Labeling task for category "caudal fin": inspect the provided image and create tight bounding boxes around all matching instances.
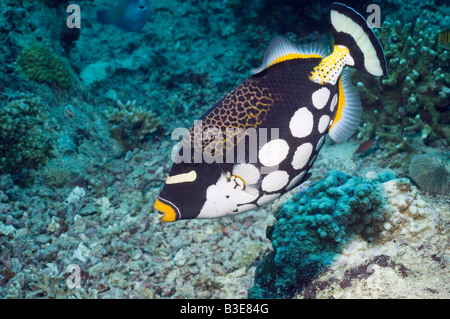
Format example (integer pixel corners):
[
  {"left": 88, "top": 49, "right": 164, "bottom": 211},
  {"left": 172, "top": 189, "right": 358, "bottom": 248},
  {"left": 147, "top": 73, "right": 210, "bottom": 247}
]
[{"left": 330, "top": 2, "right": 387, "bottom": 77}]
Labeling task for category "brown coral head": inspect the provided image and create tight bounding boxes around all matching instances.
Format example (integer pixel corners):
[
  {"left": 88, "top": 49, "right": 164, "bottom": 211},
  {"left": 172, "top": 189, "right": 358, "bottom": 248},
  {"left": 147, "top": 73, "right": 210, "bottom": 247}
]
[{"left": 408, "top": 152, "right": 449, "bottom": 195}]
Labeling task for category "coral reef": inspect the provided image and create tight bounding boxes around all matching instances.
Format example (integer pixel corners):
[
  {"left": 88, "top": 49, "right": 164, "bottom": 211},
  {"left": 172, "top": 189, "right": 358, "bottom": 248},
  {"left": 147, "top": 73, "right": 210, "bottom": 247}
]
[
  {"left": 249, "top": 170, "right": 436, "bottom": 298},
  {"left": 0, "top": 96, "right": 58, "bottom": 185},
  {"left": 295, "top": 174, "right": 442, "bottom": 299},
  {"left": 103, "top": 100, "right": 162, "bottom": 151},
  {"left": 409, "top": 152, "right": 449, "bottom": 194},
  {"left": 249, "top": 170, "right": 393, "bottom": 298},
  {"left": 0, "top": 0, "right": 448, "bottom": 301},
  {"left": 18, "top": 44, "right": 72, "bottom": 89},
  {"left": 354, "top": 14, "right": 450, "bottom": 169}
]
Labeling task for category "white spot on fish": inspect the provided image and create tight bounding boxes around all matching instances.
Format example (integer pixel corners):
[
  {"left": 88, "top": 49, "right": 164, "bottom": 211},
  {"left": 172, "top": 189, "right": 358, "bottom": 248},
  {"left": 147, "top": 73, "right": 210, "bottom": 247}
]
[
  {"left": 286, "top": 171, "right": 306, "bottom": 190},
  {"left": 257, "top": 193, "right": 281, "bottom": 206},
  {"left": 289, "top": 107, "right": 314, "bottom": 138},
  {"left": 316, "top": 136, "right": 325, "bottom": 151},
  {"left": 330, "top": 93, "right": 338, "bottom": 112},
  {"left": 259, "top": 139, "right": 290, "bottom": 167},
  {"left": 291, "top": 143, "right": 313, "bottom": 170},
  {"left": 236, "top": 203, "right": 257, "bottom": 212},
  {"left": 198, "top": 174, "right": 259, "bottom": 218},
  {"left": 261, "top": 170, "right": 289, "bottom": 192},
  {"left": 318, "top": 115, "right": 331, "bottom": 133},
  {"left": 312, "top": 87, "right": 330, "bottom": 109}
]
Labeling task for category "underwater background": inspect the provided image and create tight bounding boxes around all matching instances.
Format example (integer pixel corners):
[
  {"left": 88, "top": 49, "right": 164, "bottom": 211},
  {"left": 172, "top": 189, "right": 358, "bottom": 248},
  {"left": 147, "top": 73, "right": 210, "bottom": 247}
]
[{"left": 0, "top": 0, "right": 448, "bottom": 298}]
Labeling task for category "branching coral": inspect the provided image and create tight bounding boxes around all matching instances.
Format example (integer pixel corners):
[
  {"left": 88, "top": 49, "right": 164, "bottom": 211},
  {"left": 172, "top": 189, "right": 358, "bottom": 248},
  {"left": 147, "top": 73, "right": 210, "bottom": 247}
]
[
  {"left": 18, "top": 43, "right": 72, "bottom": 89},
  {"left": 354, "top": 15, "right": 450, "bottom": 160},
  {"left": 0, "top": 96, "right": 58, "bottom": 185},
  {"left": 103, "top": 100, "right": 161, "bottom": 151}
]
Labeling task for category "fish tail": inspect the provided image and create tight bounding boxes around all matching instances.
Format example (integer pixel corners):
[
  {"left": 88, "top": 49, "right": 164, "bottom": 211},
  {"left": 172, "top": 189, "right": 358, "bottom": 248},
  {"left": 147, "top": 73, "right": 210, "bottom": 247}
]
[
  {"left": 97, "top": 9, "right": 115, "bottom": 25},
  {"left": 330, "top": 2, "right": 387, "bottom": 77}
]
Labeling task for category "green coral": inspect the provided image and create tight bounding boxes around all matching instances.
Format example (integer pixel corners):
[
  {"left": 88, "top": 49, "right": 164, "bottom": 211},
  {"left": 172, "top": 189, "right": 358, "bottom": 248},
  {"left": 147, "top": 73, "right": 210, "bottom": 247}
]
[
  {"left": 42, "top": 159, "right": 71, "bottom": 189},
  {"left": 0, "top": 96, "right": 58, "bottom": 185},
  {"left": 18, "top": 44, "right": 72, "bottom": 89},
  {"left": 249, "top": 170, "right": 395, "bottom": 299},
  {"left": 354, "top": 15, "right": 449, "bottom": 154},
  {"left": 103, "top": 100, "right": 161, "bottom": 151}
]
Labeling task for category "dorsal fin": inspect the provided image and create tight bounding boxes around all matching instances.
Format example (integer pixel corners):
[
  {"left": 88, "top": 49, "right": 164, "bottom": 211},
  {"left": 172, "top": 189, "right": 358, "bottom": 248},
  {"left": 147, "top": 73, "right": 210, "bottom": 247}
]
[{"left": 251, "top": 36, "right": 324, "bottom": 75}]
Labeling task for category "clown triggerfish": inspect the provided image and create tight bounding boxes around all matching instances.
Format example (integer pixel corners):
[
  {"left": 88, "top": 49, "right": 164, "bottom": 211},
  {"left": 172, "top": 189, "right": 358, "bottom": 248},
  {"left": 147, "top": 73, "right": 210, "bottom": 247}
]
[{"left": 154, "top": 3, "right": 387, "bottom": 222}]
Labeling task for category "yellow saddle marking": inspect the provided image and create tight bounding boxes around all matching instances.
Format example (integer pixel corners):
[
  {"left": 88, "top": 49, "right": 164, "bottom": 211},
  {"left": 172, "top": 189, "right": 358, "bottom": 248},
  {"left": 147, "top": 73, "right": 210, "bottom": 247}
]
[
  {"left": 309, "top": 45, "right": 350, "bottom": 84},
  {"left": 268, "top": 53, "right": 323, "bottom": 69}
]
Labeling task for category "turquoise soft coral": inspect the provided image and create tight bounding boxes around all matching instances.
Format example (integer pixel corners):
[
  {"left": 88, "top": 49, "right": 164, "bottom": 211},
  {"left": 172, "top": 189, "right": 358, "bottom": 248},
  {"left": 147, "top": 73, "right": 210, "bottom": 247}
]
[{"left": 249, "top": 170, "right": 395, "bottom": 298}]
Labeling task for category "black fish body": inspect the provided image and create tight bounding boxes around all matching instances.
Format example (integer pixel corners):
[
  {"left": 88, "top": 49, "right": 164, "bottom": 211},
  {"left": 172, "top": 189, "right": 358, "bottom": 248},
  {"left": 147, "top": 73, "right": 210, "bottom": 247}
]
[{"left": 154, "top": 3, "right": 387, "bottom": 222}]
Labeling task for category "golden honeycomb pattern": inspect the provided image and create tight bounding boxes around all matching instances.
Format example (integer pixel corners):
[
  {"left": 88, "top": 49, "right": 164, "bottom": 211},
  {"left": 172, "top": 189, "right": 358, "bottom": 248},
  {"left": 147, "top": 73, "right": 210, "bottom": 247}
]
[{"left": 182, "top": 78, "right": 276, "bottom": 159}]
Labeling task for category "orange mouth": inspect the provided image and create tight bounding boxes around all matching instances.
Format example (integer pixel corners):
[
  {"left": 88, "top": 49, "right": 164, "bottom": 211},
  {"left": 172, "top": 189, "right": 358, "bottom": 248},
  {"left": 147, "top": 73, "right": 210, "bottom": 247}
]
[{"left": 154, "top": 198, "right": 177, "bottom": 222}]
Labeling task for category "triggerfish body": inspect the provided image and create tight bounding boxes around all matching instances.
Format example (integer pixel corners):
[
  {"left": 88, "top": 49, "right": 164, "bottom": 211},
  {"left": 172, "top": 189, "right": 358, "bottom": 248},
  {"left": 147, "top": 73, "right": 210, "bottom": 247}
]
[
  {"left": 97, "top": 0, "right": 150, "bottom": 32},
  {"left": 154, "top": 3, "right": 387, "bottom": 222}
]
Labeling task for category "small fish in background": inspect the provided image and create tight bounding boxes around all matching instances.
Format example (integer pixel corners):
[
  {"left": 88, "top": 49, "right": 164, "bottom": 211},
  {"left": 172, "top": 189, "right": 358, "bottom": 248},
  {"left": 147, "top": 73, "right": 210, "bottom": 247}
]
[
  {"left": 439, "top": 29, "right": 450, "bottom": 50},
  {"left": 354, "top": 139, "right": 376, "bottom": 156},
  {"left": 97, "top": 0, "right": 151, "bottom": 32}
]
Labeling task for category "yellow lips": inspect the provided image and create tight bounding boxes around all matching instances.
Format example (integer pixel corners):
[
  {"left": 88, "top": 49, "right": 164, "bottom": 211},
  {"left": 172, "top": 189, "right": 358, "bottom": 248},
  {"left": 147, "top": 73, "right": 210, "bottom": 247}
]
[{"left": 154, "top": 199, "right": 177, "bottom": 222}]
